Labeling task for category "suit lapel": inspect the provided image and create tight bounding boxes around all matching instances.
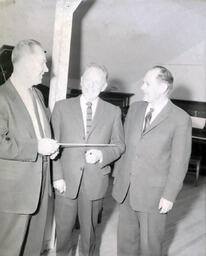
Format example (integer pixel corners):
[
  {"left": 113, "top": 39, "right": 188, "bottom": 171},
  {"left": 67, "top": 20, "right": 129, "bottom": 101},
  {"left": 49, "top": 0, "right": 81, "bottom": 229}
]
[
  {"left": 143, "top": 100, "right": 172, "bottom": 136},
  {"left": 136, "top": 102, "right": 148, "bottom": 133},
  {"left": 71, "top": 96, "right": 85, "bottom": 138},
  {"left": 7, "top": 80, "right": 36, "bottom": 138}
]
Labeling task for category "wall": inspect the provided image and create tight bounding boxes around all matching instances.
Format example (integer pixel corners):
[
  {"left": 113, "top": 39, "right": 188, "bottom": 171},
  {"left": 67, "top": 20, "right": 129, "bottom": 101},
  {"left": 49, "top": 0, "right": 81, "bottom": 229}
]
[
  {"left": 0, "top": 0, "right": 206, "bottom": 102},
  {"left": 0, "top": 0, "right": 56, "bottom": 84},
  {"left": 74, "top": 0, "right": 206, "bottom": 102}
]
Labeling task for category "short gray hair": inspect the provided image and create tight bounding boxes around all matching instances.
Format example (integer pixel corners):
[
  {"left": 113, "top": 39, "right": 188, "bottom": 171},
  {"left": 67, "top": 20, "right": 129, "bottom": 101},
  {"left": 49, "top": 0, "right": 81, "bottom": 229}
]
[
  {"left": 83, "top": 63, "right": 108, "bottom": 82},
  {"left": 12, "top": 39, "right": 43, "bottom": 65},
  {"left": 152, "top": 65, "right": 174, "bottom": 92}
]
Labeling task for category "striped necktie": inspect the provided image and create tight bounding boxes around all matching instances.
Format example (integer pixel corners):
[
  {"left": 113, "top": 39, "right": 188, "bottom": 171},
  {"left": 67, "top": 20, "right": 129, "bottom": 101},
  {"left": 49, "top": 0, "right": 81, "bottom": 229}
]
[
  {"left": 86, "top": 101, "right": 92, "bottom": 136},
  {"left": 143, "top": 108, "right": 154, "bottom": 133}
]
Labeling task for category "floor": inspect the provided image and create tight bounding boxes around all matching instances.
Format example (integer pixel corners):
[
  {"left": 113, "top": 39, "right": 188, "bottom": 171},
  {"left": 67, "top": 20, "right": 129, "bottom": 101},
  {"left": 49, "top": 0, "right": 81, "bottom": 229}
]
[{"left": 45, "top": 175, "right": 206, "bottom": 256}]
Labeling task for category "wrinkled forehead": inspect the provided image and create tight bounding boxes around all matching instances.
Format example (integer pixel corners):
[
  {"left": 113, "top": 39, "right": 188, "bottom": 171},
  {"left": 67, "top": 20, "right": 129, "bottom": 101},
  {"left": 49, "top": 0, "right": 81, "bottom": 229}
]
[
  {"left": 13, "top": 44, "right": 46, "bottom": 66},
  {"left": 22, "top": 45, "right": 45, "bottom": 62},
  {"left": 144, "top": 69, "right": 160, "bottom": 81},
  {"left": 82, "top": 67, "right": 106, "bottom": 81},
  {"left": 29, "top": 45, "right": 46, "bottom": 60}
]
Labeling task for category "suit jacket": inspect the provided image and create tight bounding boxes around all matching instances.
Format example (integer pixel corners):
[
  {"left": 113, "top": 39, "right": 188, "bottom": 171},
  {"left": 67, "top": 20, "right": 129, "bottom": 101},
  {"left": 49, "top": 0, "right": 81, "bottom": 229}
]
[
  {"left": 51, "top": 96, "right": 125, "bottom": 200},
  {"left": 112, "top": 100, "right": 192, "bottom": 212},
  {"left": 0, "top": 80, "right": 51, "bottom": 214}
]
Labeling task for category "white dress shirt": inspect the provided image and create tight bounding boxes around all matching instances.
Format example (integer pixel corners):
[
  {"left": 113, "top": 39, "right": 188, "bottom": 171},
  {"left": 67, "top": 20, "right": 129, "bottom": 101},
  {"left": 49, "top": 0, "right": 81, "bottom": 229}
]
[
  {"left": 80, "top": 95, "right": 99, "bottom": 135},
  {"left": 143, "top": 97, "right": 169, "bottom": 130},
  {"left": 10, "top": 77, "right": 46, "bottom": 139}
]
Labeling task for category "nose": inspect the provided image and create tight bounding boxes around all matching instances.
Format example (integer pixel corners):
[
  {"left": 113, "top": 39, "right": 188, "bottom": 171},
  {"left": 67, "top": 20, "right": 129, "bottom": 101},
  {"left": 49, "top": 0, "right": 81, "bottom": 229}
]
[
  {"left": 141, "top": 83, "right": 145, "bottom": 91},
  {"left": 44, "top": 63, "right": 49, "bottom": 73}
]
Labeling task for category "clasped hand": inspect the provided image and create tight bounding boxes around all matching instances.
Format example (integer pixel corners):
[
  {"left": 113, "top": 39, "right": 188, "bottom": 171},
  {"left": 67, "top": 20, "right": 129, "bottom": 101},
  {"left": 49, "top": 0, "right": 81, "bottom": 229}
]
[
  {"left": 85, "top": 149, "right": 103, "bottom": 164},
  {"left": 158, "top": 197, "right": 173, "bottom": 214},
  {"left": 38, "top": 138, "right": 59, "bottom": 157},
  {"left": 53, "top": 179, "right": 66, "bottom": 194}
]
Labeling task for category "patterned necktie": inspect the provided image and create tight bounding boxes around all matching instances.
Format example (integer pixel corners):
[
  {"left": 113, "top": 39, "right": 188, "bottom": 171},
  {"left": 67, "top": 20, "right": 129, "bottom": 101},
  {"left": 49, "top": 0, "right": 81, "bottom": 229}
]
[
  {"left": 143, "top": 108, "right": 154, "bottom": 133},
  {"left": 86, "top": 102, "right": 92, "bottom": 136}
]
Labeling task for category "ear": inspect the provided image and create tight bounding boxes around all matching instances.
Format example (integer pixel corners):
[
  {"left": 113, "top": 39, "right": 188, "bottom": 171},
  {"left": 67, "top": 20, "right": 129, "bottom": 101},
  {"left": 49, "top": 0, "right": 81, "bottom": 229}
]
[{"left": 101, "top": 82, "right": 108, "bottom": 92}]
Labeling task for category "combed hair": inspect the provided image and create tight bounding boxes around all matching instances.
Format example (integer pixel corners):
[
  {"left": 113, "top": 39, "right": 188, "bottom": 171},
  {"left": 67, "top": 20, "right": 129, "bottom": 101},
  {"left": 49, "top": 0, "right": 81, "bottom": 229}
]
[
  {"left": 12, "top": 39, "right": 42, "bottom": 65},
  {"left": 152, "top": 65, "right": 174, "bottom": 91},
  {"left": 83, "top": 63, "right": 108, "bottom": 82}
]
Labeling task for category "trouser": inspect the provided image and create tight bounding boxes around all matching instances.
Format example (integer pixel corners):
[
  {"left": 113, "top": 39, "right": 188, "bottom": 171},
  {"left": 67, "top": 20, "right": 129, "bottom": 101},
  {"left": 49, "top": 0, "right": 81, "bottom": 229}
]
[
  {"left": 55, "top": 180, "right": 102, "bottom": 256},
  {"left": 0, "top": 158, "right": 49, "bottom": 256},
  {"left": 22, "top": 158, "right": 49, "bottom": 256},
  {"left": 117, "top": 190, "right": 167, "bottom": 256}
]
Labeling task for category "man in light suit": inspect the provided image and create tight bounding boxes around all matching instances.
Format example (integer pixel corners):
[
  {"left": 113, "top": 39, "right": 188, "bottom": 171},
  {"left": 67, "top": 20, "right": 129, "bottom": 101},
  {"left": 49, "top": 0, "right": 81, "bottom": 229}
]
[
  {"left": 112, "top": 66, "right": 192, "bottom": 256},
  {"left": 0, "top": 39, "right": 59, "bottom": 256},
  {"left": 51, "top": 63, "right": 125, "bottom": 256}
]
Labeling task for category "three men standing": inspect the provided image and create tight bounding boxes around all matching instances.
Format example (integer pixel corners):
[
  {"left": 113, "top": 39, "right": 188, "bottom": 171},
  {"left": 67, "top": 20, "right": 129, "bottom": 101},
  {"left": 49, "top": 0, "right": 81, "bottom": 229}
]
[
  {"left": 113, "top": 66, "right": 192, "bottom": 256},
  {"left": 51, "top": 63, "right": 125, "bottom": 256},
  {"left": 0, "top": 41, "right": 192, "bottom": 256}
]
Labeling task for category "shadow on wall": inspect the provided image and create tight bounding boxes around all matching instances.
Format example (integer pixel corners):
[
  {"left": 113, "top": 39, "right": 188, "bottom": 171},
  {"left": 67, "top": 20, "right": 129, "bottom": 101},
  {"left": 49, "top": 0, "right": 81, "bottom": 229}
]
[
  {"left": 171, "top": 85, "right": 192, "bottom": 101},
  {"left": 107, "top": 78, "right": 126, "bottom": 92},
  {"left": 68, "top": 0, "right": 96, "bottom": 81}
]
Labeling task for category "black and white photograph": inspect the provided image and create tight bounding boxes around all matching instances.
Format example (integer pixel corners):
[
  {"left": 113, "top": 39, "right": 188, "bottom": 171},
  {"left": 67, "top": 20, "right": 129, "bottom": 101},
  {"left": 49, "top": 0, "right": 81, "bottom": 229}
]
[{"left": 0, "top": 0, "right": 206, "bottom": 255}]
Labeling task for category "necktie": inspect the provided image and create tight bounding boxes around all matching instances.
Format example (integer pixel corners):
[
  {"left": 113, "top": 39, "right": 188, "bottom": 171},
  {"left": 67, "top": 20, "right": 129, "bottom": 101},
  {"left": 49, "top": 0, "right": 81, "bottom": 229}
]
[
  {"left": 32, "top": 88, "right": 51, "bottom": 138},
  {"left": 143, "top": 108, "right": 154, "bottom": 133},
  {"left": 29, "top": 88, "right": 45, "bottom": 138},
  {"left": 86, "top": 102, "right": 92, "bottom": 136}
]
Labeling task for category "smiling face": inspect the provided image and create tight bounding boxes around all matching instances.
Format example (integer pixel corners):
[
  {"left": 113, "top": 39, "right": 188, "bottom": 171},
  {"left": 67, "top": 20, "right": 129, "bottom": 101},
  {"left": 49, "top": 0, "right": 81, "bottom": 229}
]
[
  {"left": 81, "top": 67, "right": 107, "bottom": 102},
  {"left": 24, "top": 45, "right": 48, "bottom": 86},
  {"left": 141, "top": 69, "right": 168, "bottom": 103},
  {"left": 13, "top": 42, "right": 48, "bottom": 88}
]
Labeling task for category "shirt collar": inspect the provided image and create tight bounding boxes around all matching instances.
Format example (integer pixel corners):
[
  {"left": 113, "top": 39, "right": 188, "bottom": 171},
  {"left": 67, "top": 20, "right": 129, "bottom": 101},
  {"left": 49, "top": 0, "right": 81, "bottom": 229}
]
[
  {"left": 10, "top": 75, "right": 31, "bottom": 95},
  {"left": 148, "top": 96, "right": 169, "bottom": 112},
  {"left": 80, "top": 94, "right": 99, "bottom": 106}
]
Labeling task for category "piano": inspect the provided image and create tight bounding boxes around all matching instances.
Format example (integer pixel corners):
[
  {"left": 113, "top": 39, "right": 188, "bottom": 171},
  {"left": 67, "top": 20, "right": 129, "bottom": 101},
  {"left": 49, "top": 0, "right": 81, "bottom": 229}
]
[{"left": 172, "top": 99, "right": 206, "bottom": 183}]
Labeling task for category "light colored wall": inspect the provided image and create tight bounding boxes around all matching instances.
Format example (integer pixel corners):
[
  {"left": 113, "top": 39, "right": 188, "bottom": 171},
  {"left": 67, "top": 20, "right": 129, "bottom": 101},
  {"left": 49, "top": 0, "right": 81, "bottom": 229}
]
[
  {"left": 165, "top": 41, "right": 206, "bottom": 102},
  {"left": 0, "top": 0, "right": 56, "bottom": 84},
  {"left": 0, "top": 0, "right": 206, "bottom": 102},
  {"left": 0, "top": 0, "right": 55, "bottom": 54},
  {"left": 78, "top": 0, "right": 206, "bottom": 102}
]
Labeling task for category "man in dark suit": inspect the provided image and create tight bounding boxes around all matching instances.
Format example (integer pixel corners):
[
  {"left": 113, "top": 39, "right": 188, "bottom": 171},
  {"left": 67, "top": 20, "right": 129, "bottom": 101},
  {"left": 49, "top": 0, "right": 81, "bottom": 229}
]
[
  {"left": 0, "top": 39, "right": 59, "bottom": 256},
  {"left": 112, "top": 66, "right": 192, "bottom": 256},
  {"left": 51, "top": 63, "right": 125, "bottom": 256}
]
